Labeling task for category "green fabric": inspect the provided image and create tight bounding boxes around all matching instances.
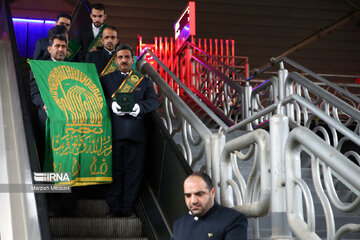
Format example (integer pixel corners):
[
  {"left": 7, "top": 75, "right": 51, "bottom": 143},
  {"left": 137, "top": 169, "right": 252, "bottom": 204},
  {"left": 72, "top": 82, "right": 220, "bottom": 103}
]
[
  {"left": 88, "top": 24, "right": 108, "bottom": 50},
  {"left": 100, "top": 55, "right": 137, "bottom": 78},
  {"left": 28, "top": 60, "right": 112, "bottom": 186},
  {"left": 111, "top": 70, "right": 144, "bottom": 99},
  {"left": 66, "top": 40, "right": 81, "bottom": 61},
  {"left": 99, "top": 54, "right": 117, "bottom": 77}
]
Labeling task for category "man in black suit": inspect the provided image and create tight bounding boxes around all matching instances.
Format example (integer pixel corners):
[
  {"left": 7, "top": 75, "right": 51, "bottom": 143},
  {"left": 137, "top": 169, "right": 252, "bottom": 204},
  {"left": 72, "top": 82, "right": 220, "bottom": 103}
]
[
  {"left": 100, "top": 44, "right": 159, "bottom": 217},
  {"left": 85, "top": 26, "right": 119, "bottom": 75},
  {"left": 30, "top": 30, "right": 68, "bottom": 132},
  {"left": 30, "top": 32, "right": 79, "bottom": 216},
  {"left": 76, "top": 3, "right": 107, "bottom": 61},
  {"left": 33, "top": 13, "right": 71, "bottom": 60},
  {"left": 172, "top": 172, "right": 248, "bottom": 240}
]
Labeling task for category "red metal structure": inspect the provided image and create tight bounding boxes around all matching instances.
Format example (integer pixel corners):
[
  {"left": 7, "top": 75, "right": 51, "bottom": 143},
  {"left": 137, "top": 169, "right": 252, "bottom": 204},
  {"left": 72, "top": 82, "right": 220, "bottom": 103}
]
[{"left": 137, "top": 36, "right": 249, "bottom": 92}]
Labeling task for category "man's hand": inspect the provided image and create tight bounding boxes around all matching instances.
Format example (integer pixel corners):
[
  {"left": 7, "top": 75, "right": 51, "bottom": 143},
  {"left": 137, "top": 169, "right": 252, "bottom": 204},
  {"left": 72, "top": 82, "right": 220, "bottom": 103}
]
[
  {"left": 88, "top": 47, "right": 97, "bottom": 52},
  {"left": 129, "top": 104, "right": 140, "bottom": 117},
  {"left": 111, "top": 101, "right": 125, "bottom": 116},
  {"left": 43, "top": 105, "right": 47, "bottom": 113}
]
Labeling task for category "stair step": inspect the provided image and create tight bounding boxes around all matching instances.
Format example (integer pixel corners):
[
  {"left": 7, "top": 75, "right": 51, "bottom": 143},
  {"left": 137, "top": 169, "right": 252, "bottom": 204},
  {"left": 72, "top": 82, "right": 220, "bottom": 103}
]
[
  {"left": 51, "top": 217, "right": 143, "bottom": 238},
  {"left": 77, "top": 199, "right": 109, "bottom": 217}
]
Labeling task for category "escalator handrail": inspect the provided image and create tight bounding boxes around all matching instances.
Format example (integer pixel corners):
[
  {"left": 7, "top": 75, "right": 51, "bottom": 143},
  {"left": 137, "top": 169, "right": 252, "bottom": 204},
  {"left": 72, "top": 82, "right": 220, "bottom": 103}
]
[{"left": 0, "top": 0, "right": 52, "bottom": 239}]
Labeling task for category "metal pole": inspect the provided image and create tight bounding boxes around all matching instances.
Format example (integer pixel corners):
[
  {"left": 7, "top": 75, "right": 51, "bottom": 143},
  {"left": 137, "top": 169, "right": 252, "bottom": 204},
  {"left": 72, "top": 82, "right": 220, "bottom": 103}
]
[
  {"left": 244, "top": 82, "right": 252, "bottom": 130},
  {"left": 274, "top": 11, "right": 360, "bottom": 61},
  {"left": 210, "top": 132, "right": 226, "bottom": 203},
  {"left": 270, "top": 114, "right": 293, "bottom": 239},
  {"left": 278, "top": 61, "right": 288, "bottom": 103},
  {"left": 185, "top": 47, "right": 192, "bottom": 88}
]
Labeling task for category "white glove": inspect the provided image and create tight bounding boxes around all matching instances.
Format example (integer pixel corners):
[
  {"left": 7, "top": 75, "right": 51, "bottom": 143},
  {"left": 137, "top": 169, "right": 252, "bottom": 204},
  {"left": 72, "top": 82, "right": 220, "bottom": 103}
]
[
  {"left": 129, "top": 103, "right": 140, "bottom": 117},
  {"left": 111, "top": 101, "right": 125, "bottom": 116}
]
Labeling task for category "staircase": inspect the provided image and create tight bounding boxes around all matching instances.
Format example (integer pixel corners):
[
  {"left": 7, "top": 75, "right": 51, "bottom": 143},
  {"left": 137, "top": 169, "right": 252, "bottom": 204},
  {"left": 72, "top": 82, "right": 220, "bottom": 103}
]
[
  {"left": 300, "top": 157, "right": 360, "bottom": 240},
  {"left": 51, "top": 198, "right": 147, "bottom": 240},
  {"left": 137, "top": 42, "right": 360, "bottom": 239}
]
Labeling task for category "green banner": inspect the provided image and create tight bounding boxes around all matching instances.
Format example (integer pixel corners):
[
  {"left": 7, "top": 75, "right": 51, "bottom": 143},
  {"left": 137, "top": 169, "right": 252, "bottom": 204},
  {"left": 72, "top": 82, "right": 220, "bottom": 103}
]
[
  {"left": 66, "top": 40, "right": 81, "bottom": 61},
  {"left": 28, "top": 60, "right": 112, "bottom": 186},
  {"left": 88, "top": 24, "right": 107, "bottom": 50},
  {"left": 99, "top": 55, "right": 138, "bottom": 78},
  {"left": 99, "top": 54, "right": 117, "bottom": 78}
]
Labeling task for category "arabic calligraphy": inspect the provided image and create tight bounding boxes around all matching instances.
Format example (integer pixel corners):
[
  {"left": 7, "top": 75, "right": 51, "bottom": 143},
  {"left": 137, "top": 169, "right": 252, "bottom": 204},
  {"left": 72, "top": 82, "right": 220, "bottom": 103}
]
[
  {"left": 48, "top": 65, "right": 103, "bottom": 125},
  {"left": 52, "top": 133, "right": 112, "bottom": 156}
]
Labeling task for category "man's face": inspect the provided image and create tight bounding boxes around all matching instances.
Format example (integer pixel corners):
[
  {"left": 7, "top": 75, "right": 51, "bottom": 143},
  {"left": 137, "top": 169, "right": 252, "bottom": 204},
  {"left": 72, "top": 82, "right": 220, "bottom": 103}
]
[
  {"left": 56, "top": 17, "right": 71, "bottom": 32},
  {"left": 90, "top": 9, "right": 106, "bottom": 27},
  {"left": 47, "top": 38, "right": 67, "bottom": 61},
  {"left": 115, "top": 49, "right": 134, "bottom": 73},
  {"left": 183, "top": 176, "right": 215, "bottom": 217},
  {"left": 101, "top": 28, "right": 119, "bottom": 51}
]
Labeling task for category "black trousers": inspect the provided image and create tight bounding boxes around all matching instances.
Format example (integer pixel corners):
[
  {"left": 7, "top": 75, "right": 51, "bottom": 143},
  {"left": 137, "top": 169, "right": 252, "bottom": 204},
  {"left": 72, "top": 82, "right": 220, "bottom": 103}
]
[{"left": 105, "top": 139, "right": 145, "bottom": 213}]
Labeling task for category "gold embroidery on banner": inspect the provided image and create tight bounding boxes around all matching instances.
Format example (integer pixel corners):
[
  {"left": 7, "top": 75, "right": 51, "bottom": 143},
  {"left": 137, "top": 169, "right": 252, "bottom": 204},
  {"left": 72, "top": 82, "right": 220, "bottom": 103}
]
[
  {"left": 46, "top": 64, "right": 112, "bottom": 185},
  {"left": 111, "top": 70, "right": 144, "bottom": 98},
  {"left": 90, "top": 157, "right": 108, "bottom": 175},
  {"left": 48, "top": 65, "right": 103, "bottom": 127},
  {"left": 72, "top": 158, "right": 80, "bottom": 175},
  {"left": 52, "top": 134, "right": 112, "bottom": 157}
]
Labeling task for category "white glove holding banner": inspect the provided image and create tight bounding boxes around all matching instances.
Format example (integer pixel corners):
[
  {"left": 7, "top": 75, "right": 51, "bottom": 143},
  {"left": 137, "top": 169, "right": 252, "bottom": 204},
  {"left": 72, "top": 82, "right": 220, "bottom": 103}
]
[
  {"left": 112, "top": 101, "right": 125, "bottom": 116},
  {"left": 129, "top": 103, "right": 140, "bottom": 117}
]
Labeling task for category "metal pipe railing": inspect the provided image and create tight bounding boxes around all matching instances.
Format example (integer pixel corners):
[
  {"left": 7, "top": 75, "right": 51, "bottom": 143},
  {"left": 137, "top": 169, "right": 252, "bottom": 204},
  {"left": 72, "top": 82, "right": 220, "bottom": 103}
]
[
  {"left": 185, "top": 41, "right": 247, "bottom": 81},
  {"left": 286, "top": 72, "right": 360, "bottom": 122},
  {"left": 138, "top": 49, "right": 230, "bottom": 131},
  {"left": 285, "top": 126, "right": 360, "bottom": 240}
]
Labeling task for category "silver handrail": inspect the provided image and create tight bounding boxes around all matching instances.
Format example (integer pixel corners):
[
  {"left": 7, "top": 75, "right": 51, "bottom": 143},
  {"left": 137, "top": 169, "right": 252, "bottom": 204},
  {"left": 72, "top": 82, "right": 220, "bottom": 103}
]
[
  {"left": 285, "top": 126, "right": 360, "bottom": 240},
  {"left": 286, "top": 72, "right": 360, "bottom": 122},
  {"left": 282, "top": 57, "right": 360, "bottom": 105}
]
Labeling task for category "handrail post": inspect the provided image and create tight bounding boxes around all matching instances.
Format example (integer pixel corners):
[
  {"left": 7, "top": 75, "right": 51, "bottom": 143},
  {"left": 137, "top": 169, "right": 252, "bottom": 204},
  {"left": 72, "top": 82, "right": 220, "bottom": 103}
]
[
  {"left": 185, "top": 46, "right": 192, "bottom": 88},
  {"left": 243, "top": 81, "right": 252, "bottom": 130},
  {"left": 270, "top": 114, "right": 293, "bottom": 239},
  {"left": 210, "top": 132, "right": 226, "bottom": 203},
  {"left": 279, "top": 61, "right": 293, "bottom": 119},
  {"left": 278, "top": 61, "right": 288, "bottom": 102}
]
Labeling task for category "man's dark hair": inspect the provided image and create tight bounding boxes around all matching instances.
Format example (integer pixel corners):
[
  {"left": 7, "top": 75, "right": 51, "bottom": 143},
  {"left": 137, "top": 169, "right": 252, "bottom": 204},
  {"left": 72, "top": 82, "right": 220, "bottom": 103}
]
[
  {"left": 115, "top": 44, "right": 134, "bottom": 57},
  {"left": 48, "top": 25, "right": 67, "bottom": 38},
  {"left": 101, "top": 26, "right": 119, "bottom": 39},
  {"left": 189, "top": 171, "right": 214, "bottom": 190},
  {"left": 91, "top": 3, "right": 106, "bottom": 13},
  {"left": 56, "top": 13, "right": 72, "bottom": 22},
  {"left": 49, "top": 33, "right": 68, "bottom": 47}
]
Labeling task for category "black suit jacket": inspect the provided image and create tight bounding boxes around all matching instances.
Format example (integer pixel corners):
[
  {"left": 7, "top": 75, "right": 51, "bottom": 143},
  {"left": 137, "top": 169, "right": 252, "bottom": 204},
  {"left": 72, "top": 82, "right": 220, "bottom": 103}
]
[
  {"left": 75, "top": 24, "right": 94, "bottom": 61},
  {"left": 173, "top": 202, "right": 247, "bottom": 240},
  {"left": 100, "top": 71, "right": 159, "bottom": 142},
  {"left": 85, "top": 48, "right": 114, "bottom": 75},
  {"left": 29, "top": 57, "right": 52, "bottom": 130},
  {"left": 33, "top": 37, "right": 49, "bottom": 60}
]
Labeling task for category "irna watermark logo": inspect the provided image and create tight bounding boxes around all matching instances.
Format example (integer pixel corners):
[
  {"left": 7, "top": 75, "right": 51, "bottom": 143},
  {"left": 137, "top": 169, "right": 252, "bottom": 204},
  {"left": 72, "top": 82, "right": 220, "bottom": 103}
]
[{"left": 33, "top": 172, "right": 71, "bottom": 183}]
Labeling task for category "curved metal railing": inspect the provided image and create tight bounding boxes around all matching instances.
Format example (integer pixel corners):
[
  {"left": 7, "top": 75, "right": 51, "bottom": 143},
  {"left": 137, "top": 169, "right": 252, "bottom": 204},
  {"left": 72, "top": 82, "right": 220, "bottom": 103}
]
[
  {"left": 138, "top": 45, "right": 360, "bottom": 239},
  {"left": 285, "top": 126, "right": 360, "bottom": 240}
]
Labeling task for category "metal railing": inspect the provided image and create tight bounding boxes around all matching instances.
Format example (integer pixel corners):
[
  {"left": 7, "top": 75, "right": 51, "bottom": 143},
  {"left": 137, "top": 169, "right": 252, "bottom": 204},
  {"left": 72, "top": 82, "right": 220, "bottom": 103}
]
[
  {"left": 0, "top": 0, "right": 46, "bottom": 239},
  {"left": 285, "top": 127, "right": 360, "bottom": 240},
  {"left": 138, "top": 43, "right": 360, "bottom": 239}
]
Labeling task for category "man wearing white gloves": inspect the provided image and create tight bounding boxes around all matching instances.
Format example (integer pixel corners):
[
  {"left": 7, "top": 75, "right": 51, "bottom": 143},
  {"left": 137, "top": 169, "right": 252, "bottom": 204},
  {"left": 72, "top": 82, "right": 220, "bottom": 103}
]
[{"left": 100, "top": 44, "right": 159, "bottom": 217}]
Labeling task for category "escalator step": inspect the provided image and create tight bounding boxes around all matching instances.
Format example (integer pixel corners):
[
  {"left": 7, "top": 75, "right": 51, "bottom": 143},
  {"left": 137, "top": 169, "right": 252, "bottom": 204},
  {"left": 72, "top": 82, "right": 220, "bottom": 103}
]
[
  {"left": 51, "top": 217, "right": 143, "bottom": 238},
  {"left": 77, "top": 199, "right": 109, "bottom": 217}
]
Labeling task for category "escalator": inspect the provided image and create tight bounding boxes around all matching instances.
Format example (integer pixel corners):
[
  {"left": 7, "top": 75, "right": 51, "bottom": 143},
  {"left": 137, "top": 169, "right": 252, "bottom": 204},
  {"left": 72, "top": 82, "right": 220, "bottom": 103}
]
[{"left": 0, "top": 0, "right": 191, "bottom": 239}]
